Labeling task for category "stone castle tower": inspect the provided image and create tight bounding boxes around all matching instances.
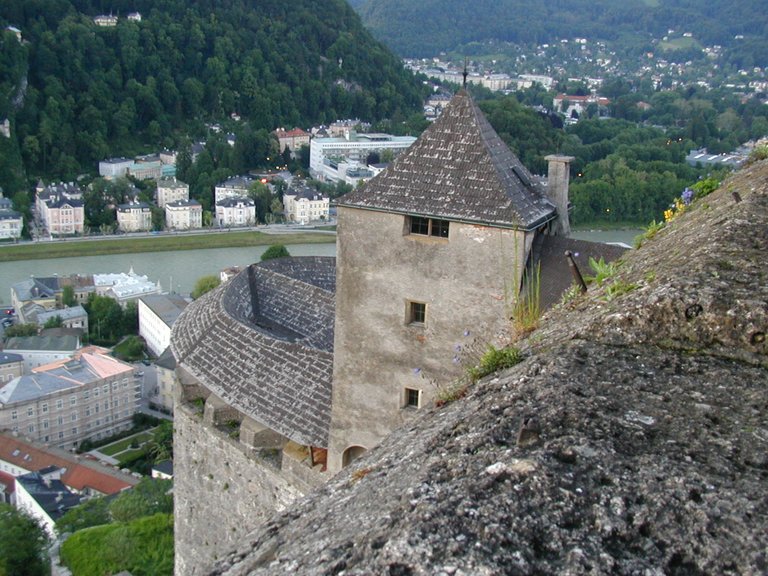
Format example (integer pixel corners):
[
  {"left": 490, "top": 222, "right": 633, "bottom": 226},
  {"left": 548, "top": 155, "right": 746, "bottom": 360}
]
[
  {"left": 171, "top": 89, "right": 619, "bottom": 573},
  {"left": 327, "top": 89, "right": 560, "bottom": 471}
]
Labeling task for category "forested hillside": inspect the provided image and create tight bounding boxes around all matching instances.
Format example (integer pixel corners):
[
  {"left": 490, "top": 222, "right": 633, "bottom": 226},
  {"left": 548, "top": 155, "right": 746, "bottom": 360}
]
[
  {"left": 349, "top": 0, "right": 768, "bottom": 61},
  {"left": 0, "top": 0, "right": 425, "bottom": 193}
]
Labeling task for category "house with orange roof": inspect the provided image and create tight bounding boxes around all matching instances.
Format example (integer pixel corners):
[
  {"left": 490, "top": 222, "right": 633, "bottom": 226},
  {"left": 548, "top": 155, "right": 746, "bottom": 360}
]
[{"left": 274, "top": 127, "right": 311, "bottom": 158}]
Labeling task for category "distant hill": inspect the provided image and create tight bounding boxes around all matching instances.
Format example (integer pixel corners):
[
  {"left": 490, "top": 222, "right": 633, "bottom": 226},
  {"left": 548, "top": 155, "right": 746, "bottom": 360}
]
[
  {"left": 0, "top": 0, "right": 424, "bottom": 186},
  {"left": 349, "top": 0, "right": 768, "bottom": 61}
]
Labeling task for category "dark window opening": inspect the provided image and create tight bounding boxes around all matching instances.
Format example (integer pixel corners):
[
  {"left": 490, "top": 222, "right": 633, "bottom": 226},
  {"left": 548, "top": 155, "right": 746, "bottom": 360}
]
[
  {"left": 408, "top": 216, "right": 449, "bottom": 238},
  {"left": 408, "top": 301, "right": 426, "bottom": 325},
  {"left": 405, "top": 388, "right": 421, "bottom": 408}
]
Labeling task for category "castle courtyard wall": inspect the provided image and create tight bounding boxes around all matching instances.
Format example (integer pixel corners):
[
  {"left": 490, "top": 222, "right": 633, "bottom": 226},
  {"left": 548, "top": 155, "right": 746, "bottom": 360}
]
[{"left": 174, "top": 399, "right": 302, "bottom": 575}]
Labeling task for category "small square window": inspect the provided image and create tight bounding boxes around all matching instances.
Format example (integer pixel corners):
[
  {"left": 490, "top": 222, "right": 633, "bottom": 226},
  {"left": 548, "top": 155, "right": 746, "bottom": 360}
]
[
  {"left": 405, "top": 388, "right": 421, "bottom": 408},
  {"left": 409, "top": 216, "right": 429, "bottom": 235},
  {"left": 408, "top": 301, "right": 427, "bottom": 325}
]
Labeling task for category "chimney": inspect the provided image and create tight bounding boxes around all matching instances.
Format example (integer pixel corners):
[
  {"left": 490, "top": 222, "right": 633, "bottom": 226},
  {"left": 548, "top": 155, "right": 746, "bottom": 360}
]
[{"left": 545, "top": 155, "right": 575, "bottom": 236}]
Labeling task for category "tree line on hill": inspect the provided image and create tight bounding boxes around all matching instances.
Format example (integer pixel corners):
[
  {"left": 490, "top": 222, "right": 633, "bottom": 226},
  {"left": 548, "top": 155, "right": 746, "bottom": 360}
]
[
  {"left": 349, "top": 0, "right": 768, "bottom": 64},
  {"left": 0, "top": 0, "right": 427, "bottom": 192}
]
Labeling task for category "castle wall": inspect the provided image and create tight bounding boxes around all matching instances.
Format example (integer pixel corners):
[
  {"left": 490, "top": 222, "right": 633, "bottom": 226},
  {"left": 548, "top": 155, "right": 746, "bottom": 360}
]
[
  {"left": 174, "top": 397, "right": 303, "bottom": 576},
  {"left": 328, "top": 207, "right": 531, "bottom": 471}
]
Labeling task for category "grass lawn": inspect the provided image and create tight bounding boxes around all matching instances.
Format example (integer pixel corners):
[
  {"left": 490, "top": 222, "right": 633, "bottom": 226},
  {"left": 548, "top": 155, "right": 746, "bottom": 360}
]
[
  {"left": 0, "top": 230, "right": 335, "bottom": 262},
  {"left": 117, "top": 447, "right": 147, "bottom": 465},
  {"left": 99, "top": 430, "right": 155, "bottom": 456}
]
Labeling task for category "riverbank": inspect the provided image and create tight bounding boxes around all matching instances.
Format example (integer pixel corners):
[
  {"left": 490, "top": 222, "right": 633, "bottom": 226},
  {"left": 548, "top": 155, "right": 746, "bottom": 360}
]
[{"left": 0, "top": 229, "right": 336, "bottom": 263}]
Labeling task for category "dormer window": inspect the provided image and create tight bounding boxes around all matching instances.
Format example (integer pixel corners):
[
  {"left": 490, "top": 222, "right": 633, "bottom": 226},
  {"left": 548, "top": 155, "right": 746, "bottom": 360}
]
[{"left": 408, "top": 216, "right": 449, "bottom": 238}]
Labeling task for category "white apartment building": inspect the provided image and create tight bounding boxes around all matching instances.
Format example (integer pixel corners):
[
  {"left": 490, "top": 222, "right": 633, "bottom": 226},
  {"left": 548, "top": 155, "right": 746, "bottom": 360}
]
[
  {"left": 214, "top": 175, "right": 254, "bottom": 204},
  {"left": 116, "top": 201, "right": 153, "bottom": 232},
  {"left": 98, "top": 157, "right": 133, "bottom": 179},
  {"left": 283, "top": 182, "right": 330, "bottom": 224},
  {"left": 0, "top": 195, "right": 22, "bottom": 239},
  {"left": 156, "top": 177, "right": 190, "bottom": 208},
  {"left": 0, "top": 353, "right": 23, "bottom": 386},
  {"left": 216, "top": 197, "right": 256, "bottom": 227},
  {"left": 0, "top": 347, "right": 139, "bottom": 449},
  {"left": 309, "top": 133, "right": 416, "bottom": 182},
  {"left": 165, "top": 199, "right": 202, "bottom": 230},
  {"left": 138, "top": 294, "right": 188, "bottom": 358}
]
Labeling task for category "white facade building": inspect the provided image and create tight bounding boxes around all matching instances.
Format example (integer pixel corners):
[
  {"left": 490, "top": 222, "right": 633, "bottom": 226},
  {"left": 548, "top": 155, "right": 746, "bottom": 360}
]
[
  {"left": 116, "top": 201, "right": 153, "bottom": 232},
  {"left": 165, "top": 199, "right": 203, "bottom": 230},
  {"left": 94, "top": 270, "right": 162, "bottom": 306},
  {"left": 214, "top": 175, "right": 254, "bottom": 204},
  {"left": 138, "top": 294, "right": 188, "bottom": 358},
  {"left": 309, "top": 133, "right": 416, "bottom": 182},
  {"left": 215, "top": 197, "right": 256, "bottom": 227},
  {"left": 283, "top": 182, "right": 330, "bottom": 224},
  {"left": 156, "top": 177, "right": 190, "bottom": 208},
  {"left": 98, "top": 157, "right": 133, "bottom": 179}
]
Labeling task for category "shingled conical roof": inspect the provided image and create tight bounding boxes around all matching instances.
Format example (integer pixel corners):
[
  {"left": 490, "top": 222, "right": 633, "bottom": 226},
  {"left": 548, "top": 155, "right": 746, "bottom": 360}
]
[{"left": 336, "top": 90, "right": 556, "bottom": 230}]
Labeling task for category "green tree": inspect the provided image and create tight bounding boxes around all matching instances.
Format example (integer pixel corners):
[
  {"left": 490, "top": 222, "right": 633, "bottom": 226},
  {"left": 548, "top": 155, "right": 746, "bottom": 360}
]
[
  {"left": 43, "top": 315, "right": 63, "bottom": 329},
  {"left": 109, "top": 478, "right": 173, "bottom": 523},
  {"left": 0, "top": 504, "right": 50, "bottom": 576},
  {"left": 61, "top": 285, "right": 76, "bottom": 307},
  {"left": 148, "top": 420, "right": 173, "bottom": 463},
  {"left": 3, "top": 323, "right": 38, "bottom": 338},
  {"left": 191, "top": 275, "right": 221, "bottom": 299},
  {"left": 56, "top": 497, "right": 111, "bottom": 536},
  {"left": 261, "top": 244, "right": 291, "bottom": 261}
]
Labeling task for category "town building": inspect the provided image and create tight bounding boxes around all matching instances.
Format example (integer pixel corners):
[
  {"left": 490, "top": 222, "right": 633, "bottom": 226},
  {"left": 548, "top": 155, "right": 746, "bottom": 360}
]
[
  {"left": 93, "top": 14, "right": 118, "bottom": 26},
  {"left": 0, "top": 347, "right": 139, "bottom": 449},
  {"left": 282, "top": 181, "right": 330, "bottom": 224},
  {"left": 36, "top": 183, "right": 85, "bottom": 236},
  {"left": 94, "top": 270, "right": 162, "bottom": 306},
  {"left": 552, "top": 93, "right": 611, "bottom": 121},
  {"left": 11, "top": 278, "right": 59, "bottom": 322},
  {"left": 138, "top": 294, "right": 189, "bottom": 358},
  {"left": 116, "top": 201, "right": 153, "bottom": 232},
  {"left": 98, "top": 157, "right": 133, "bottom": 179},
  {"left": 214, "top": 175, "right": 254, "bottom": 204},
  {"left": 165, "top": 199, "right": 203, "bottom": 230},
  {"left": 309, "top": 132, "right": 416, "bottom": 182},
  {"left": 34, "top": 305, "right": 89, "bottom": 333},
  {"left": 15, "top": 467, "right": 82, "bottom": 536},
  {"left": 215, "top": 197, "right": 256, "bottom": 227},
  {"left": 152, "top": 347, "right": 176, "bottom": 414},
  {"left": 0, "top": 194, "right": 22, "bottom": 240},
  {"left": 156, "top": 177, "right": 190, "bottom": 208},
  {"left": 3, "top": 334, "right": 81, "bottom": 371},
  {"left": 0, "top": 353, "right": 23, "bottom": 386},
  {"left": 274, "top": 127, "right": 311, "bottom": 157}
]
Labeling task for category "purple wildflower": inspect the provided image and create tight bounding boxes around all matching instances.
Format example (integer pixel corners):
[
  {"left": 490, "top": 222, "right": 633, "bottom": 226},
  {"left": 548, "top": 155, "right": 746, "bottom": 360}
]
[
  {"left": 452, "top": 355, "right": 461, "bottom": 364},
  {"left": 463, "top": 329, "right": 471, "bottom": 337},
  {"left": 682, "top": 187, "right": 694, "bottom": 205},
  {"left": 412, "top": 367, "right": 421, "bottom": 375},
  {"left": 454, "top": 343, "right": 462, "bottom": 352}
]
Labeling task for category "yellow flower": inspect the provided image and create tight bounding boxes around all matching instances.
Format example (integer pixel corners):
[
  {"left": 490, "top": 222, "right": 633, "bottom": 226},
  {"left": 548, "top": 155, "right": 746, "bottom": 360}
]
[{"left": 664, "top": 209, "right": 674, "bottom": 222}]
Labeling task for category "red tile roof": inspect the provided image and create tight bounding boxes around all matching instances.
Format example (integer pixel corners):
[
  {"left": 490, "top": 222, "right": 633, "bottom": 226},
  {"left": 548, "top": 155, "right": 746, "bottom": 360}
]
[{"left": 0, "top": 433, "right": 137, "bottom": 495}]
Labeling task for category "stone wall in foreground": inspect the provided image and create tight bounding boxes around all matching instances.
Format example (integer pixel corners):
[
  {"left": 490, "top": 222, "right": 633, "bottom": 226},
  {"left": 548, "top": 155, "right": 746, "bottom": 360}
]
[{"left": 173, "top": 393, "right": 302, "bottom": 576}]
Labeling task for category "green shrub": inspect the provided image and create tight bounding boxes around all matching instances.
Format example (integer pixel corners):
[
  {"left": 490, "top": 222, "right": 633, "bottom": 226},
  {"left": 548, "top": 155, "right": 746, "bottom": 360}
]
[
  {"left": 60, "top": 513, "right": 173, "bottom": 576},
  {"left": 467, "top": 345, "right": 523, "bottom": 383}
]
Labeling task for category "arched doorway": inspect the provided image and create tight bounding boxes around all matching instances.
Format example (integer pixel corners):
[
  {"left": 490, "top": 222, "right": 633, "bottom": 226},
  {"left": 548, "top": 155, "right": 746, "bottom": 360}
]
[{"left": 342, "top": 445, "right": 367, "bottom": 468}]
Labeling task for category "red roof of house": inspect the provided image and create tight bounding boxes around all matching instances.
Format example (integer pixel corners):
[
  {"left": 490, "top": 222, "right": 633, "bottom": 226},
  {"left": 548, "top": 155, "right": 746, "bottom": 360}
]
[
  {"left": 0, "top": 470, "right": 15, "bottom": 494},
  {"left": 0, "top": 433, "right": 136, "bottom": 495},
  {"left": 275, "top": 128, "right": 309, "bottom": 139}
]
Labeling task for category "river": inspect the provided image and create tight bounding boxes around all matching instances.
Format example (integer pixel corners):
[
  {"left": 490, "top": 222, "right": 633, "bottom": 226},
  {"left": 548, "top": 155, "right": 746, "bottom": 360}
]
[
  {"left": 0, "top": 229, "right": 640, "bottom": 306},
  {"left": 0, "top": 243, "right": 337, "bottom": 306}
]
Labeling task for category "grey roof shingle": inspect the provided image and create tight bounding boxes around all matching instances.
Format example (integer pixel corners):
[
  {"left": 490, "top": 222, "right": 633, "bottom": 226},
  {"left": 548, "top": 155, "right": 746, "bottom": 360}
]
[
  {"left": 171, "top": 257, "right": 335, "bottom": 447},
  {"left": 336, "top": 89, "right": 556, "bottom": 230}
]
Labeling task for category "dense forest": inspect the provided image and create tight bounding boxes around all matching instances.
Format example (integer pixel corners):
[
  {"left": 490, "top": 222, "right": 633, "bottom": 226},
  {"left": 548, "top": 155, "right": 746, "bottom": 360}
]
[
  {"left": 348, "top": 0, "right": 768, "bottom": 62},
  {"left": 0, "top": 0, "right": 426, "bottom": 192}
]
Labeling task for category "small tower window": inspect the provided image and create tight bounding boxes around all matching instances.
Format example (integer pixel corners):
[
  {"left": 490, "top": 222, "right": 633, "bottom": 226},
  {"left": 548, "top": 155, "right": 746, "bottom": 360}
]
[
  {"left": 407, "top": 301, "right": 427, "bottom": 325},
  {"left": 404, "top": 387, "right": 421, "bottom": 408}
]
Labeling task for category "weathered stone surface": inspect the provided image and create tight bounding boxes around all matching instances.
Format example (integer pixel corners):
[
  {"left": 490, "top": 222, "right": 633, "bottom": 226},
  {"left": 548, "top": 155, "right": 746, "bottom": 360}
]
[{"left": 208, "top": 162, "right": 768, "bottom": 575}]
